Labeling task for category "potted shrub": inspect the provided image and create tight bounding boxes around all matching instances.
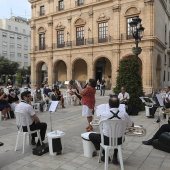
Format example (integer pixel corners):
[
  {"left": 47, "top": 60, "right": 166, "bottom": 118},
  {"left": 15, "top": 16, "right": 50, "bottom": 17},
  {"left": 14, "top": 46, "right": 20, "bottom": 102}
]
[{"left": 114, "top": 56, "right": 144, "bottom": 115}]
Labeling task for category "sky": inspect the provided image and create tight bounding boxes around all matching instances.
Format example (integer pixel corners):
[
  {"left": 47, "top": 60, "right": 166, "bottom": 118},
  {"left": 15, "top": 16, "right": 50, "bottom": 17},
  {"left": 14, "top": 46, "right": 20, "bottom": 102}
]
[{"left": 0, "top": 0, "right": 31, "bottom": 19}]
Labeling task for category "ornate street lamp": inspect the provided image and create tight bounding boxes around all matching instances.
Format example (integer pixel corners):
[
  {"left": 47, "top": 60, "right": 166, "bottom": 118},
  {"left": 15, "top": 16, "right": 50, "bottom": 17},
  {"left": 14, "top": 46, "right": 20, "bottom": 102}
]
[{"left": 129, "top": 17, "right": 145, "bottom": 58}]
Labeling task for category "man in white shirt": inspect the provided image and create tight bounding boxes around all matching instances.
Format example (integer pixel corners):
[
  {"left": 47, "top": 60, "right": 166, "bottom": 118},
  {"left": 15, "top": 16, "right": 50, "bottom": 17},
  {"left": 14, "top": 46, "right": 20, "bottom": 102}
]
[
  {"left": 162, "top": 86, "right": 170, "bottom": 119},
  {"left": 89, "top": 95, "right": 134, "bottom": 164},
  {"left": 118, "top": 87, "right": 130, "bottom": 104},
  {"left": 15, "top": 91, "right": 47, "bottom": 146}
]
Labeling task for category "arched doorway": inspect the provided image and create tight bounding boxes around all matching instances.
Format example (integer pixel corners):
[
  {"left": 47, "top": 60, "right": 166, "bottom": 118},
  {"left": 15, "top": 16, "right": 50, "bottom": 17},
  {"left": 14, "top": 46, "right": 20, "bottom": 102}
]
[
  {"left": 156, "top": 55, "right": 161, "bottom": 89},
  {"left": 94, "top": 57, "right": 112, "bottom": 89},
  {"left": 53, "top": 60, "right": 67, "bottom": 83},
  {"left": 72, "top": 59, "right": 87, "bottom": 86},
  {"left": 36, "top": 62, "right": 48, "bottom": 87}
]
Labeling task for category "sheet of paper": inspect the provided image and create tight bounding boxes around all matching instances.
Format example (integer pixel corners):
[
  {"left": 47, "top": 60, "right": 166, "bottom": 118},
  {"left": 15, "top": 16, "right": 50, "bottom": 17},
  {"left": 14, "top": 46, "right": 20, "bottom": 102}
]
[
  {"left": 139, "top": 97, "right": 145, "bottom": 103},
  {"left": 156, "top": 94, "right": 164, "bottom": 107},
  {"left": 64, "top": 81, "right": 69, "bottom": 85},
  {"left": 49, "top": 101, "right": 59, "bottom": 112},
  {"left": 75, "top": 80, "right": 82, "bottom": 91}
]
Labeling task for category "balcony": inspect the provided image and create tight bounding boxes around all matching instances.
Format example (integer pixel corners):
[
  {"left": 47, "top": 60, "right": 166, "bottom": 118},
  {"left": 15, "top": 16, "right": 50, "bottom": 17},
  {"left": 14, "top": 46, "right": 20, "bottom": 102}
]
[
  {"left": 35, "top": 45, "right": 47, "bottom": 51},
  {"left": 76, "top": 0, "right": 84, "bottom": 6},
  {"left": 37, "top": 10, "right": 45, "bottom": 17},
  {"left": 52, "top": 36, "right": 112, "bottom": 49}
]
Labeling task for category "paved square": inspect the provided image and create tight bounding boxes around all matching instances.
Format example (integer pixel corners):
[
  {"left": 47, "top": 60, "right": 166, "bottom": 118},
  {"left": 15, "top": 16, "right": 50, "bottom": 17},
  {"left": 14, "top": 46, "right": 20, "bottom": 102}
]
[{"left": 0, "top": 90, "right": 170, "bottom": 170}]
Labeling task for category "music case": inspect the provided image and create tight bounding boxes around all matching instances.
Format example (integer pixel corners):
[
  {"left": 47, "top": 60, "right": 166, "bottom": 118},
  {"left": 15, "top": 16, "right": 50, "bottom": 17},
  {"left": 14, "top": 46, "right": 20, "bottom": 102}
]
[{"left": 32, "top": 143, "right": 49, "bottom": 156}]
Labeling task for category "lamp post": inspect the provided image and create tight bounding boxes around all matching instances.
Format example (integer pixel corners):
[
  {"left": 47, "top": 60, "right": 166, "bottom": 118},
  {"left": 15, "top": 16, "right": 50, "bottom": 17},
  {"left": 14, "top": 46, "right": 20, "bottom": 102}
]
[{"left": 129, "top": 17, "right": 145, "bottom": 58}]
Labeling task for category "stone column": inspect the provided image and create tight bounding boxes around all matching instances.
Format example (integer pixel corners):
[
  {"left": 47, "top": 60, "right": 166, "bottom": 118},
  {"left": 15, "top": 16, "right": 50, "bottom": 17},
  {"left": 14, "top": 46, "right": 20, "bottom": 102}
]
[
  {"left": 30, "top": 22, "right": 36, "bottom": 52},
  {"left": 67, "top": 55, "right": 72, "bottom": 81},
  {"left": 47, "top": 17, "right": 53, "bottom": 50},
  {"left": 30, "top": 57, "right": 36, "bottom": 88},
  {"left": 48, "top": 56, "right": 53, "bottom": 88}
]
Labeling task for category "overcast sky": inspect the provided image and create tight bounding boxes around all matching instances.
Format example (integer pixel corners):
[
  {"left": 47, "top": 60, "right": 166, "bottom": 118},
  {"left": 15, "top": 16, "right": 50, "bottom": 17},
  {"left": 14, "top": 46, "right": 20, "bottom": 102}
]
[{"left": 0, "top": 0, "right": 31, "bottom": 19}]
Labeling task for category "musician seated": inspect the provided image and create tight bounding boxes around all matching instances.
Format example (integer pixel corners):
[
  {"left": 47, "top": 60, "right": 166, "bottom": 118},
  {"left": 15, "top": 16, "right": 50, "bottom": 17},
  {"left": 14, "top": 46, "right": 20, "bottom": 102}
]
[
  {"left": 142, "top": 123, "right": 170, "bottom": 145},
  {"left": 89, "top": 95, "right": 134, "bottom": 164},
  {"left": 162, "top": 86, "right": 170, "bottom": 119},
  {"left": 118, "top": 87, "right": 130, "bottom": 112},
  {"left": 66, "top": 85, "right": 78, "bottom": 105}
]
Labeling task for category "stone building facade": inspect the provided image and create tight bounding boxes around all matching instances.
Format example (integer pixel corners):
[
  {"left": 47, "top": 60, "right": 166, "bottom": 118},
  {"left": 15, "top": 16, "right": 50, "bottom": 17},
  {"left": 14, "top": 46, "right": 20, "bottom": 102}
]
[{"left": 29, "top": 0, "right": 170, "bottom": 92}]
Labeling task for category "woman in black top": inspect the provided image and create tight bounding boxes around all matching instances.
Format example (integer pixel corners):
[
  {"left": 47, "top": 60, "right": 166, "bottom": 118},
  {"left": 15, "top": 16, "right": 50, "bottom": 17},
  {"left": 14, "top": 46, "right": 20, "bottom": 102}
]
[
  {"left": 0, "top": 88, "right": 10, "bottom": 120},
  {"left": 8, "top": 89, "right": 19, "bottom": 111},
  {"left": 54, "top": 86, "right": 65, "bottom": 108}
]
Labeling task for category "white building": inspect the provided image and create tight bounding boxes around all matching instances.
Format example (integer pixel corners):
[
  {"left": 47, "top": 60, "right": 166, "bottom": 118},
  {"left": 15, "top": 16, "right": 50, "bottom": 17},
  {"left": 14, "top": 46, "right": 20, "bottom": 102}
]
[{"left": 0, "top": 16, "right": 31, "bottom": 68}]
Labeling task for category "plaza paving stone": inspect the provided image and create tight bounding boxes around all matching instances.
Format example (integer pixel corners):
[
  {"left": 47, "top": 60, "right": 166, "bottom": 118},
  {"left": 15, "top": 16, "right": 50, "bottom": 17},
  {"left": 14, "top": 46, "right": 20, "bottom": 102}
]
[{"left": 0, "top": 90, "right": 170, "bottom": 170}]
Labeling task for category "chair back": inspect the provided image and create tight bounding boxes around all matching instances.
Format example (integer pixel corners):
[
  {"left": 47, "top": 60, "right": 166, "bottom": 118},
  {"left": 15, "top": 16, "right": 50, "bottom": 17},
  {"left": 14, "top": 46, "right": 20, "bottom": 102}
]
[
  {"left": 99, "top": 119, "right": 126, "bottom": 147},
  {"left": 15, "top": 112, "right": 31, "bottom": 133}
]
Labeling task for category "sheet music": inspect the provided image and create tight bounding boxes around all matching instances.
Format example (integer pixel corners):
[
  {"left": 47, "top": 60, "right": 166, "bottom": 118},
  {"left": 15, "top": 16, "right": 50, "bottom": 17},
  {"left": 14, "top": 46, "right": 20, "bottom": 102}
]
[
  {"left": 75, "top": 80, "right": 82, "bottom": 91},
  {"left": 156, "top": 94, "right": 164, "bottom": 107},
  {"left": 49, "top": 101, "right": 59, "bottom": 112},
  {"left": 64, "top": 81, "right": 69, "bottom": 85}
]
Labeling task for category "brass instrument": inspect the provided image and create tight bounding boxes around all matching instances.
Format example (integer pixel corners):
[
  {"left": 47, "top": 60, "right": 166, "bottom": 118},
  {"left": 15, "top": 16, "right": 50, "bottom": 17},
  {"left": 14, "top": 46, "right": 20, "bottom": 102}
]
[
  {"left": 125, "top": 125, "right": 146, "bottom": 137},
  {"left": 91, "top": 120, "right": 146, "bottom": 137},
  {"left": 162, "top": 108, "right": 170, "bottom": 115}
]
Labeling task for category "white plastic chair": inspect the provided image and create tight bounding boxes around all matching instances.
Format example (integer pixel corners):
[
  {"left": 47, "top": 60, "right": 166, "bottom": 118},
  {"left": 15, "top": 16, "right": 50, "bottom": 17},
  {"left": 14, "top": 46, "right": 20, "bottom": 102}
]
[
  {"left": 98, "top": 119, "right": 126, "bottom": 170},
  {"left": 0, "top": 111, "right": 2, "bottom": 121},
  {"left": 14, "top": 111, "right": 42, "bottom": 154},
  {"left": 62, "top": 90, "right": 68, "bottom": 105},
  {"left": 32, "top": 96, "right": 41, "bottom": 113}
]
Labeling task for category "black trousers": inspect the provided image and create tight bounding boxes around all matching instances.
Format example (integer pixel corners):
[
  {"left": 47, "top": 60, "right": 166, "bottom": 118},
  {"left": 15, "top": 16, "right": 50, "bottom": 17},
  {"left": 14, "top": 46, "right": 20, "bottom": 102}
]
[
  {"left": 149, "top": 105, "right": 158, "bottom": 116},
  {"left": 23, "top": 121, "right": 47, "bottom": 141},
  {"left": 153, "top": 124, "right": 170, "bottom": 140},
  {"left": 89, "top": 133, "right": 122, "bottom": 157}
]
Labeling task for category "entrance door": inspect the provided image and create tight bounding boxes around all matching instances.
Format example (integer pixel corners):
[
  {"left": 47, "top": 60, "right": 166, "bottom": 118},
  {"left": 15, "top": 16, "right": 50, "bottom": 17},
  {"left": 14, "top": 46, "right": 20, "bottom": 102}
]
[{"left": 95, "top": 67, "right": 102, "bottom": 82}]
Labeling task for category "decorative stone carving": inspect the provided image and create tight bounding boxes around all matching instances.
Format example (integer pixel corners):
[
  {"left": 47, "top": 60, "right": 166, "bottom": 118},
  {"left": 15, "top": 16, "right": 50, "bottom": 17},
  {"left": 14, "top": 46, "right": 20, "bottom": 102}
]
[
  {"left": 55, "top": 22, "right": 65, "bottom": 30},
  {"left": 74, "top": 18, "right": 86, "bottom": 26},
  {"left": 144, "top": 0, "right": 154, "bottom": 5},
  {"left": 124, "top": 6, "right": 141, "bottom": 17},
  {"left": 30, "top": 24, "right": 36, "bottom": 30},
  {"left": 96, "top": 13, "right": 110, "bottom": 22},
  {"left": 112, "top": 4, "right": 121, "bottom": 12},
  {"left": 47, "top": 20, "right": 53, "bottom": 26},
  {"left": 67, "top": 16, "right": 72, "bottom": 22},
  {"left": 37, "top": 27, "right": 46, "bottom": 33}
]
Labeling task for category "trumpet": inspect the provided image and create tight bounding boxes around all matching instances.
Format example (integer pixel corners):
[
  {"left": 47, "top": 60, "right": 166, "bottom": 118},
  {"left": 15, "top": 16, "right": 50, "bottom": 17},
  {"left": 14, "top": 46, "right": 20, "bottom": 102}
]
[
  {"left": 125, "top": 125, "right": 146, "bottom": 137},
  {"left": 90, "top": 120, "right": 146, "bottom": 137}
]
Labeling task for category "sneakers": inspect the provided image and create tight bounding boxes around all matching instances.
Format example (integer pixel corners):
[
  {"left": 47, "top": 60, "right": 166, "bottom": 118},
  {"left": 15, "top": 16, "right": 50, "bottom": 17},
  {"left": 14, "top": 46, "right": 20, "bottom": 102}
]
[{"left": 142, "top": 139, "right": 153, "bottom": 145}]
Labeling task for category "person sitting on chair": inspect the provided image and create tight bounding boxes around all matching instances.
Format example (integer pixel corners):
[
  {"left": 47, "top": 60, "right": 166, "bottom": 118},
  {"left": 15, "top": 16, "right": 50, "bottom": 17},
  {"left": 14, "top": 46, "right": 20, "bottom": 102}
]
[
  {"left": 142, "top": 123, "right": 170, "bottom": 145},
  {"left": 89, "top": 96, "right": 134, "bottom": 164},
  {"left": 118, "top": 87, "right": 130, "bottom": 105},
  {"left": 162, "top": 86, "right": 170, "bottom": 119},
  {"left": 15, "top": 91, "right": 47, "bottom": 146},
  {"left": 34, "top": 88, "right": 45, "bottom": 112},
  {"left": 53, "top": 86, "right": 65, "bottom": 108},
  {"left": 43, "top": 84, "right": 52, "bottom": 104}
]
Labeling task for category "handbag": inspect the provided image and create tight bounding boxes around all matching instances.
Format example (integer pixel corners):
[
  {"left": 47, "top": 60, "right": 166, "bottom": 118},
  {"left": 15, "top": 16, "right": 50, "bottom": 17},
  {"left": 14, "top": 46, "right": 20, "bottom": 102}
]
[{"left": 32, "top": 143, "right": 49, "bottom": 156}]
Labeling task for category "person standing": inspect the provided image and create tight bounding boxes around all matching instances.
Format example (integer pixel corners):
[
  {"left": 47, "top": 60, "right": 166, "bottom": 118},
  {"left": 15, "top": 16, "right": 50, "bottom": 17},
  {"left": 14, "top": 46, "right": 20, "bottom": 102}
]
[
  {"left": 97, "top": 79, "right": 100, "bottom": 90},
  {"left": 80, "top": 79, "right": 96, "bottom": 132},
  {"left": 100, "top": 79, "right": 106, "bottom": 96},
  {"left": 15, "top": 91, "right": 47, "bottom": 146},
  {"left": 89, "top": 96, "right": 134, "bottom": 164}
]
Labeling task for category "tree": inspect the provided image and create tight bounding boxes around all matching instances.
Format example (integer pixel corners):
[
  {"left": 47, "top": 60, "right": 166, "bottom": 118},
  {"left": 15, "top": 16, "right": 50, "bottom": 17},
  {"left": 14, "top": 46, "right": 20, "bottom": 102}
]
[
  {"left": 114, "top": 56, "right": 144, "bottom": 115},
  {"left": 17, "top": 72, "right": 22, "bottom": 85},
  {"left": 0, "top": 56, "right": 19, "bottom": 76}
]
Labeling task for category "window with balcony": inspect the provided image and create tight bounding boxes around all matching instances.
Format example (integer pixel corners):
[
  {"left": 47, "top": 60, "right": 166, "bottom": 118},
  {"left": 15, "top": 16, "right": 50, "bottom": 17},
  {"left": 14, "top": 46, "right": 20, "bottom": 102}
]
[
  {"left": 24, "top": 46, "right": 28, "bottom": 50},
  {"left": 10, "top": 34, "right": 15, "bottom": 39},
  {"left": 57, "top": 30, "right": 64, "bottom": 48},
  {"left": 98, "top": 22, "right": 108, "bottom": 43},
  {"left": 76, "top": 26, "right": 84, "bottom": 46},
  {"left": 127, "top": 17, "right": 138, "bottom": 40},
  {"left": 10, "top": 53, "right": 15, "bottom": 61},
  {"left": 58, "top": 0, "right": 64, "bottom": 11},
  {"left": 2, "top": 32, "right": 7, "bottom": 38},
  {"left": 23, "top": 29, "right": 26, "bottom": 34},
  {"left": 77, "top": 0, "right": 84, "bottom": 6},
  {"left": 39, "top": 33, "right": 45, "bottom": 50},
  {"left": 40, "top": 6, "right": 45, "bottom": 16}
]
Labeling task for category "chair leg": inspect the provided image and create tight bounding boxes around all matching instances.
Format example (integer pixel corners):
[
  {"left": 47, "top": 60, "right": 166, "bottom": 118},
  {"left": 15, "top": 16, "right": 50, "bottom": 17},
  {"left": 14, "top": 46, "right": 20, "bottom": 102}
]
[
  {"left": 37, "top": 131, "right": 42, "bottom": 145},
  {"left": 118, "top": 146, "right": 124, "bottom": 170},
  {"left": 29, "top": 134, "right": 31, "bottom": 145},
  {"left": 98, "top": 147, "right": 102, "bottom": 163},
  {"left": 104, "top": 148, "right": 109, "bottom": 170},
  {"left": 14, "top": 132, "right": 20, "bottom": 151},
  {"left": 22, "top": 133, "right": 27, "bottom": 154}
]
